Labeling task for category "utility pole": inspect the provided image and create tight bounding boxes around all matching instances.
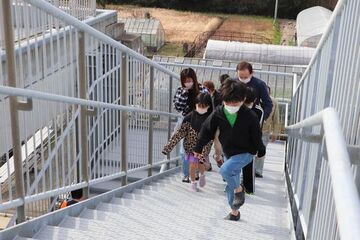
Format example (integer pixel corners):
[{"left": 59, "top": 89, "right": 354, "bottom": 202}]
[{"left": 274, "top": 0, "right": 279, "bottom": 24}]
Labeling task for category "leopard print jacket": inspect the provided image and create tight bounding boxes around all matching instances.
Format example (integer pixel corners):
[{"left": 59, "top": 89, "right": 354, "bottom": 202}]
[{"left": 162, "top": 122, "right": 213, "bottom": 162}]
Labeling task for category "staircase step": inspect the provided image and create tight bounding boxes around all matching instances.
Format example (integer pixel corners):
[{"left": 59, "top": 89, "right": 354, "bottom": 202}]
[
  {"left": 33, "top": 225, "right": 94, "bottom": 239},
  {"left": 58, "top": 216, "right": 135, "bottom": 238},
  {"left": 76, "top": 208, "right": 176, "bottom": 239},
  {"left": 13, "top": 237, "right": 37, "bottom": 240}
]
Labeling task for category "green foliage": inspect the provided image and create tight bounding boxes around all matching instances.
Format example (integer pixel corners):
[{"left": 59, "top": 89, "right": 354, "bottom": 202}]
[
  {"left": 272, "top": 21, "right": 282, "bottom": 45},
  {"left": 156, "top": 43, "right": 185, "bottom": 57}
]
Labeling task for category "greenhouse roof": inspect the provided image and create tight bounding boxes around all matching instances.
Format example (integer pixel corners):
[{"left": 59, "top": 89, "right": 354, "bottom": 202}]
[{"left": 119, "top": 18, "right": 162, "bottom": 35}]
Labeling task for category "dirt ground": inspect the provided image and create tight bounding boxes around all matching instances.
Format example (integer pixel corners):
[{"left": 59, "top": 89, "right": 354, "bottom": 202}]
[
  {"left": 215, "top": 15, "right": 274, "bottom": 42},
  {"left": 106, "top": 5, "right": 278, "bottom": 44},
  {"left": 107, "top": 4, "right": 221, "bottom": 42}
]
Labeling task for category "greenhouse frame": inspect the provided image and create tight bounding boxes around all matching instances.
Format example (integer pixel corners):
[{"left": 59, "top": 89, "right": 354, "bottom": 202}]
[{"left": 119, "top": 18, "right": 165, "bottom": 51}]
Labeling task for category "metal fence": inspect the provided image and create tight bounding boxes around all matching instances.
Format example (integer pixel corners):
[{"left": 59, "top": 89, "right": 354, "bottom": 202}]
[
  {"left": 156, "top": 62, "right": 297, "bottom": 101},
  {"left": 0, "top": 0, "right": 97, "bottom": 48},
  {"left": 285, "top": 0, "right": 360, "bottom": 239},
  {"left": 0, "top": 0, "right": 180, "bottom": 225},
  {"left": 156, "top": 62, "right": 294, "bottom": 135}
]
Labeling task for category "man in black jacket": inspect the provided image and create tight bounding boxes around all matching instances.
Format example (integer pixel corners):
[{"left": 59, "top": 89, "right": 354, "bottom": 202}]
[
  {"left": 194, "top": 80, "right": 265, "bottom": 221},
  {"left": 231, "top": 61, "right": 272, "bottom": 121},
  {"left": 231, "top": 61, "right": 272, "bottom": 194}
]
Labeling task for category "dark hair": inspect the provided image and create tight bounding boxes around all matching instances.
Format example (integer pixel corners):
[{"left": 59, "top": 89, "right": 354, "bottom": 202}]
[
  {"left": 236, "top": 61, "right": 253, "bottom": 74},
  {"left": 203, "top": 80, "right": 215, "bottom": 92},
  {"left": 180, "top": 68, "right": 199, "bottom": 95},
  {"left": 70, "top": 189, "right": 83, "bottom": 199},
  {"left": 244, "top": 87, "right": 256, "bottom": 104},
  {"left": 219, "top": 74, "right": 230, "bottom": 85},
  {"left": 195, "top": 92, "right": 213, "bottom": 113},
  {"left": 221, "top": 79, "right": 247, "bottom": 103}
]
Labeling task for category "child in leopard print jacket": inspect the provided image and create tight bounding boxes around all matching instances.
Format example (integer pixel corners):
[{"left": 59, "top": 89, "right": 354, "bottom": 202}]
[{"left": 162, "top": 93, "right": 213, "bottom": 192}]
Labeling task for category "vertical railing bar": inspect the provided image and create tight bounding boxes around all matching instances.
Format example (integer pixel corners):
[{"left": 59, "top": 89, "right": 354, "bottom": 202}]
[
  {"left": 147, "top": 67, "right": 154, "bottom": 177},
  {"left": 102, "top": 43, "right": 110, "bottom": 177},
  {"left": 167, "top": 76, "right": 174, "bottom": 167},
  {"left": 2, "top": 0, "right": 26, "bottom": 224},
  {"left": 99, "top": 42, "right": 104, "bottom": 178},
  {"left": 120, "top": 52, "right": 128, "bottom": 185},
  {"left": 78, "top": 31, "right": 89, "bottom": 199}
]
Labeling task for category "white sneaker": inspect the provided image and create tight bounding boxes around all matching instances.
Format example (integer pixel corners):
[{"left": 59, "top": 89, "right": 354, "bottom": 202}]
[{"left": 190, "top": 182, "right": 198, "bottom": 192}]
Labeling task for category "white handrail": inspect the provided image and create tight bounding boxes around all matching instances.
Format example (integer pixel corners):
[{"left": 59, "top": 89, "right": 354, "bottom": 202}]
[
  {"left": 0, "top": 85, "right": 180, "bottom": 118},
  {"left": 286, "top": 108, "right": 360, "bottom": 240},
  {"left": 23, "top": 0, "right": 180, "bottom": 80}
]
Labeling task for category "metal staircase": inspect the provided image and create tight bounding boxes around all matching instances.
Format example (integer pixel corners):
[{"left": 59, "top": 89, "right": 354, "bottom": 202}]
[
  {"left": 0, "top": 0, "right": 359, "bottom": 239},
  {"left": 3, "top": 142, "right": 291, "bottom": 240}
]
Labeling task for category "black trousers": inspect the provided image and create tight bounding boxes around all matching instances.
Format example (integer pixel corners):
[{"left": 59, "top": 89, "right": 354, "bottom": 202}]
[{"left": 242, "top": 160, "right": 255, "bottom": 193}]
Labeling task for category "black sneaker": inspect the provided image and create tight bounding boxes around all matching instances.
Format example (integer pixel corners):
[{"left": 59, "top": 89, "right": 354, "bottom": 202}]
[
  {"left": 224, "top": 212, "right": 241, "bottom": 221},
  {"left": 232, "top": 184, "right": 245, "bottom": 209},
  {"left": 255, "top": 172, "right": 263, "bottom": 178},
  {"left": 182, "top": 176, "right": 190, "bottom": 183}
]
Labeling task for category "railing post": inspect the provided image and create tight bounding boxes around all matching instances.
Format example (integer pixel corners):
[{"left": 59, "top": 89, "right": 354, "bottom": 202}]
[
  {"left": 120, "top": 52, "right": 128, "bottom": 185},
  {"left": 167, "top": 76, "right": 175, "bottom": 167},
  {"left": 2, "top": 0, "right": 26, "bottom": 224},
  {"left": 78, "top": 31, "right": 89, "bottom": 199},
  {"left": 147, "top": 67, "right": 154, "bottom": 177}
]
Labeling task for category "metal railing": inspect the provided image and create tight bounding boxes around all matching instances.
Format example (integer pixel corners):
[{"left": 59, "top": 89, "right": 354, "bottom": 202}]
[
  {"left": 286, "top": 0, "right": 360, "bottom": 239},
  {"left": 0, "top": 0, "right": 97, "bottom": 48},
  {"left": 157, "top": 62, "right": 297, "bottom": 101},
  {"left": 157, "top": 62, "right": 294, "bottom": 136},
  {"left": 0, "top": 0, "right": 181, "bottom": 224}
]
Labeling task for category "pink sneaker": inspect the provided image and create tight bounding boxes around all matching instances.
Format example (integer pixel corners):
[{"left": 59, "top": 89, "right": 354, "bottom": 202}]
[
  {"left": 199, "top": 175, "right": 206, "bottom": 187},
  {"left": 191, "top": 182, "right": 198, "bottom": 192}
]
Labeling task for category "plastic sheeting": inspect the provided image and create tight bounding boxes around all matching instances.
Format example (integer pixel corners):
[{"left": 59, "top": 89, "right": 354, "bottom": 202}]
[
  {"left": 204, "top": 40, "right": 315, "bottom": 65},
  {"left": 296, "top": 6, "right": 332, "bottom": 47}
]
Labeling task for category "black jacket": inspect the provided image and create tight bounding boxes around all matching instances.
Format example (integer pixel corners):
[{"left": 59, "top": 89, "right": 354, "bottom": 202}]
[
  {"left": 230, "top": 76, "right": 273, "bottom": 120},
  {"left": 194, "top": 106, "right": 265, "bottom": 158},
  {"left": 212, "top": 90, "right": 222, "bottom": 109}
]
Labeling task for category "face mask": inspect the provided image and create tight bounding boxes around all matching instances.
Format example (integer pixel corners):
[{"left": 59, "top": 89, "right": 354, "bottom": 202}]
[
  {"left": 184, "top": 82, "right": 194, "bottom": 89},
  {"left": 196, "top": 106, "right": 209, "bottom": 115},
  {"left": 224, "top": 105, "right": 240, "bottom": 114},
  {"left": 239, "top": 77, "right": 251, "bottom": 84}
]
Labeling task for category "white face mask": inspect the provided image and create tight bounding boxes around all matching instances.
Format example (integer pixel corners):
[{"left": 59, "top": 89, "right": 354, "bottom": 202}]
[
  {"left": 239, "top": 77, "right": 251, "bottom": 84},
  {"left": 184, "top": 82, "right": 194, "bottom": 89},
  {"left": 224, "top": 105, "right": 240, "bottom": 114},
  {"left": 196, "top": 106, "right": 209, "bottom": 115}
]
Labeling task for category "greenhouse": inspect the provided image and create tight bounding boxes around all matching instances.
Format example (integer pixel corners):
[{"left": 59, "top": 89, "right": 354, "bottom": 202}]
[
  {"left": 296, "top": 6, "right": 332, "bottom": 48},
  {"left": 119, "top": 18, "right": 165, "bottom": 51},
  {"left": 203, "top": 40, "right": 316, "bottom": 65}
]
